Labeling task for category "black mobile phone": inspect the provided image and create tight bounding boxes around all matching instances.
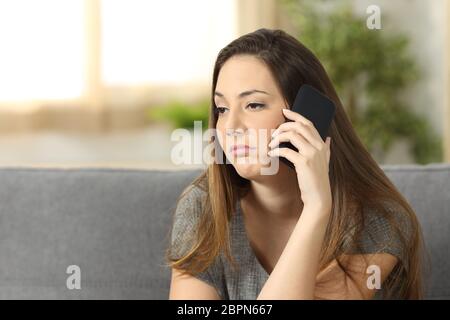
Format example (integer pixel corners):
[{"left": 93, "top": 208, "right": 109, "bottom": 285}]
[{"left": 276, "top": 84, "right": 336, "bottom": 170}]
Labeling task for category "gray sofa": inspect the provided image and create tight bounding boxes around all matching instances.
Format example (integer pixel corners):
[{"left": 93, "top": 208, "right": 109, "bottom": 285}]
[{"left": 0, "top": 163, "right": 449, "bottom": 299}]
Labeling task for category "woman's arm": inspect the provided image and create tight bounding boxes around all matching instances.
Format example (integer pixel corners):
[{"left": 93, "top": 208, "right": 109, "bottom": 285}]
[
  {"left": 169, "top": 268, "right": 222, "bottom": 300},
  {"left": 257, "top": 204, "right": 330, "bottom": 300},
  {"left": 261, "top": 109, "right": 399, "bottom": 299},
  {"left": 256, "top": 204, "right": 399, "bottom": 300},
  {"left": 314, "top": 253, "right": 398, "bottom": 299}
]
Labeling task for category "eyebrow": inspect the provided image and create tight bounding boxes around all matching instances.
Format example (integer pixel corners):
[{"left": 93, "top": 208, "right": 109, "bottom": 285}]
[{"left": 214, "top": 89, "right": 270, "bottom": 99}]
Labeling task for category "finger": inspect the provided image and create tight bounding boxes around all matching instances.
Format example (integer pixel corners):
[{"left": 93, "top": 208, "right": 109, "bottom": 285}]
[
  {"left": 269, "top": 131, "right": 315, "bottom": 156},
  {"left": 273, "top": 121, "right": 323, "bottom": 150},
  {"left": 268, "top": 146, "right": 304, "bottom": 165},
  {"left": 282, "top": 108, "right": 312, "bottom": 126}
]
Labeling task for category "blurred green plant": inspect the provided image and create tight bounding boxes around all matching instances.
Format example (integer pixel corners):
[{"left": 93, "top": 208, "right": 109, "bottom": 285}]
[
  {"left": 147, "top": 99, "right": 210, "bottom": 130},
  {"left": 281, "top": 0, "right": 442, "bottom": 164}
]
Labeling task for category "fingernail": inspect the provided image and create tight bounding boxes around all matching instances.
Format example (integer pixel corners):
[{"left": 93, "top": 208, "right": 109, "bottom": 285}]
[{"left": 269, "top": 140, "right": 277, "bottom": 148}]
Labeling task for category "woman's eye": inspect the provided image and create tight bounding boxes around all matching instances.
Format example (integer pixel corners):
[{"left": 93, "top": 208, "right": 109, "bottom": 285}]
[
  {"left": 247, "top": 103, "right": 265, "bottom": 110},
  {"left": 214, "top": 107, "right": 227, "bottom": 114},
  {"left": 214, "top": 103, "right": 264, "bottom": 115}
]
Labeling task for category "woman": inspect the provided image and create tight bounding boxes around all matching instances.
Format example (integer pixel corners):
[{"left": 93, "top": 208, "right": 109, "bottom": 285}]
[{"left": 166, "top": 28, "right": 424, "bottom": 299}]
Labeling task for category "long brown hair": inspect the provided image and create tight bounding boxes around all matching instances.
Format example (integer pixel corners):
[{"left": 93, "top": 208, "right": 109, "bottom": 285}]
[{"left": 165, "top": 28, "right": 425, "bottom": 299}]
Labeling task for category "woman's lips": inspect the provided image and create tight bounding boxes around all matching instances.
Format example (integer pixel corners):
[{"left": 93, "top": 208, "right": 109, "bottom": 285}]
[{"left": 230, "top": 144, "right": 254, "bottom": 156}]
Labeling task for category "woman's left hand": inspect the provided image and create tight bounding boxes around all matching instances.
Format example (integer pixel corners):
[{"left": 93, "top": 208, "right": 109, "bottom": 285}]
[{"left": 268, "top": 108, "right": 332, "bottom": 215}]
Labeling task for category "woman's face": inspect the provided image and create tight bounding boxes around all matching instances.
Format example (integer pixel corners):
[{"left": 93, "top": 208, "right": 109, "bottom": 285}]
[{"left": 214, "top": 54, "right": 287, "bottom": 179}]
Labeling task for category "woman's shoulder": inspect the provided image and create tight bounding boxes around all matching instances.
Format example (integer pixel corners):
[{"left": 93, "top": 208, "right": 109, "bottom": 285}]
[
  {"left": 169, "top": 184, "right": 208, "bottom": 257},
  {"left": 346, "top": 199, "right": 416, "bottom": 262},
  {"left": 362, "top": 200, "right": 415, "bottom": 239},
  {"left": 176, "top": 184, "right": 208, "bottom": 213}
]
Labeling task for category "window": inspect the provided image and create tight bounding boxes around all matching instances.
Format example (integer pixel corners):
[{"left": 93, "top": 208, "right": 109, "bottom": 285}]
[
  {"left": 0, "top": 0, "right": 238, "bottom": 107},
  {"left": 101, "top": 0, "right": 238, "bottom": 85},
  {"left": 0, "top": 0, "right": 85, "bottom": 101}
]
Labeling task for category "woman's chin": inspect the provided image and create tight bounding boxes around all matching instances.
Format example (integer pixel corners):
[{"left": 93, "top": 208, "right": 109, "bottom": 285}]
[
  {"left": 224, "top": 150, "right": 278, "bottom": 178},
  {"left": 232, "top": 160, "right": 267, "bottom": 179}
]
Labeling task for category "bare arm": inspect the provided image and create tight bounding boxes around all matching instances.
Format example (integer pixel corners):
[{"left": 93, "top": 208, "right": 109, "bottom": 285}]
[
  {"left": 257, "top": 204, "right": 330, "bottom": 299},
  {"left": 314, "top": 253, "right": 398, "bottom": 299},
  {"left": 257, "top": 204, "right": 399, "bottom": 300},
  {"left": 169, "top": 267, "right": 222, "bottom": 300}
]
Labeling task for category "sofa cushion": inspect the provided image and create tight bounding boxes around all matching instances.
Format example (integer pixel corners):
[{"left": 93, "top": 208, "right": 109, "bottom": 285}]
[{"left": 0, "top": 167, "right": 202, "bottom": 299}]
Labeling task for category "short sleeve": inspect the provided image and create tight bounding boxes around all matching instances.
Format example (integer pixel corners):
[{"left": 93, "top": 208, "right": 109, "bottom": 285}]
[
  {"left": 193, "top": 257, "right": 228, "bottom": 300},
  {"left": 169, "top": 184, "right": 227, "bottom": 299},
  {"left": 169, "top": 184, "right": 205, "bottom": 260},
  {"left": 343, "top": 201, "right": 414, "bottom": 263}
]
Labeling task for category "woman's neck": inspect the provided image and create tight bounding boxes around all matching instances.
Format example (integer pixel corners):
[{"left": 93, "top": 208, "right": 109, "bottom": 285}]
[{"left": 242, "top": 163, "right": 303, "bottom": 221}]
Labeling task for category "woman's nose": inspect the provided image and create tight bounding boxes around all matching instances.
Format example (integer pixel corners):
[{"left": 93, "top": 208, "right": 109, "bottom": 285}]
[
  {"left": 224, "top": 108, "right": 247, "bottom": 136},
  {"left": 226, "top": 128, "right": 245, "bottom": 137}
]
